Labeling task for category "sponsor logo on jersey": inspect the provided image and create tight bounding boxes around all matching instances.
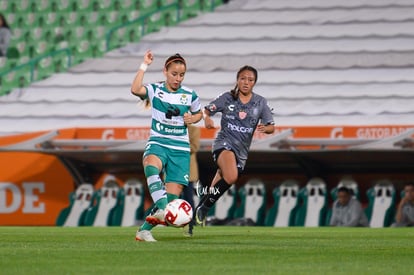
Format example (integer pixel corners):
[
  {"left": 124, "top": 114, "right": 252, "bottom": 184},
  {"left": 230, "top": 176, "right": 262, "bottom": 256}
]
[
  {"left": 155, "top": 123, "right": 185, "bottom": 134},
  {"left": 226, "top": 122, "right": 254, "bottom": 133}
]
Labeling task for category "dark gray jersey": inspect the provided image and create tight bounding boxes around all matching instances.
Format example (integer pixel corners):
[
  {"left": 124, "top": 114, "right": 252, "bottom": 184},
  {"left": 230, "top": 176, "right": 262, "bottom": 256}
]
[{"left": 205, "top": 91, "right": 274, "bottom": 169}]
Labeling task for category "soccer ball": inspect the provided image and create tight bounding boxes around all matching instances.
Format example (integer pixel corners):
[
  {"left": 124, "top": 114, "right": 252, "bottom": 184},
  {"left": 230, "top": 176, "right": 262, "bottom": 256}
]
[{"left": 164, "top": 199, "right": 193, "bottom": 227}]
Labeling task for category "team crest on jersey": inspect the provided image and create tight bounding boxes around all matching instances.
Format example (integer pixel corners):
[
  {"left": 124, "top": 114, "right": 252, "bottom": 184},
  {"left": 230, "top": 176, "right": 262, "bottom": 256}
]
[
  {"left": 180, "top": 94, "right": 188, "bottom": 105},
  {"left": 206, "top": 104, "right": 217, "bottom": 112},
  {"left": 239, "top": 111, "right": 247, "bottom": 120}
]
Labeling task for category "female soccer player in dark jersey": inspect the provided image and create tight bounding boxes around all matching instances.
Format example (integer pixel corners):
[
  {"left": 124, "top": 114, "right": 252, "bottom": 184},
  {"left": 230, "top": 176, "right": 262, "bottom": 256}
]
[
  {"left": 131, "top": 50, "right": 203, "bottom": 241},
  {"left": 195, "top": 65, "right": 275, "bottom": 226}
]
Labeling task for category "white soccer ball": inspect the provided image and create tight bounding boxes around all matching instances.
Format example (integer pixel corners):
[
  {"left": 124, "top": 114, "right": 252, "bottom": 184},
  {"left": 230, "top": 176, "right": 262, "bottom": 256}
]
[{"left": 164, "top": 199, "right": 193, "bottom": 227}]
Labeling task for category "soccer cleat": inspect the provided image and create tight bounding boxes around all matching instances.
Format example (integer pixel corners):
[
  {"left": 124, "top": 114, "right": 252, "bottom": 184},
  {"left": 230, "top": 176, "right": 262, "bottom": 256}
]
[
  {"left": 135, "top": 230, "right": 157, "bottom": 242},
  {"left": 182, "top": 222, "right": 194, "bottom": 237},
  {"left": 195, "top": 205, "right": 208, "bottom": 227},
  {"left": 145, "top": 208, "right": 167, "bottom": 226}
]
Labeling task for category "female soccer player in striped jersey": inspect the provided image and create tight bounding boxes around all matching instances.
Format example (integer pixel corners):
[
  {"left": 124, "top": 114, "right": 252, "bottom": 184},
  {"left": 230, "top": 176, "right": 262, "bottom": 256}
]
[
  {"left": 131, "top": 50, "right": 203, "bottom": 241},
  {"left": 195, "top": 65, "right": 275, "bottom": 227}
]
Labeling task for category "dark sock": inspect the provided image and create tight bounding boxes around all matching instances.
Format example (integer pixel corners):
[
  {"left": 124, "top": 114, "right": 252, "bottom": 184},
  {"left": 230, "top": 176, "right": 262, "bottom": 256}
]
[{"left": 202, "top": 179, "right": 232, "bottom": 209}]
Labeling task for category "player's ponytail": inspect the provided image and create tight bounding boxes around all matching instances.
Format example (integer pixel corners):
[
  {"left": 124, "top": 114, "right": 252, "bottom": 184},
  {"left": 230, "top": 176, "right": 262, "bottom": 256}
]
[{"left": 230, "top": 84, "right": 239, "bottom": 100}]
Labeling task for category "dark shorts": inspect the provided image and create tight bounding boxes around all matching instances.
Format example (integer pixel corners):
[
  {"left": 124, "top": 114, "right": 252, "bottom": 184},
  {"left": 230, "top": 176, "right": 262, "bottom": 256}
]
[{"left": 212, "top": 147, "right": 244, "bottom": 175}]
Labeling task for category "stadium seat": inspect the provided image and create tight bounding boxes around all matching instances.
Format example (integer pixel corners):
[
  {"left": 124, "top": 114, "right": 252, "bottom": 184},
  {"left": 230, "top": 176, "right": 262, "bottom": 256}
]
[
  {"left": 234, "top": 179, "right": 267, "bottom": 225},
  {"left": 15, "top": 0, "right": 31, "bottom": 13},
  {"left": 138, "top": 0, "right": 159, "bottom": 14},
  {"left": 6, "top": 47, "right": 20, "bottom": 59},
  {"left": 295, "top": 177, "right": 328, "bottom": 227},
  {"left": 265, "top": 179, "right": 300, "bottom": 227},
  {"left": 83, "top": 178, "right": 120, "bottom": 226},
  {"left": 111, "top": 178, "right": 145, "bottom": 226},
  {"left": 36, "top": 57, "right": 56, "bottom": 80},
  {"left": 56, "top": 183, "right": 94, "bottom": 226},
  {"left": 331, "top": 176, "right": 360, "bottom": 200},
  {"left": 365, "top": 179, "right": 396, "bottom": 228}
]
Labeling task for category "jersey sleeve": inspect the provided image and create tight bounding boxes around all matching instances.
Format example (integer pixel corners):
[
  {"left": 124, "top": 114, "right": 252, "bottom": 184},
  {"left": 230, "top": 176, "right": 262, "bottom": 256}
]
[
  {"left": 139, "top": 83, "right": 153, "bottom": 100},
  {"left": 190, "top": 91, "right": 202, "bottom": 114},
  {"left": 260, "top": 98, "right": 275, "bottom": 125},
  {"left": 204, "top": 92, "right": 228, "bottom": 115}
]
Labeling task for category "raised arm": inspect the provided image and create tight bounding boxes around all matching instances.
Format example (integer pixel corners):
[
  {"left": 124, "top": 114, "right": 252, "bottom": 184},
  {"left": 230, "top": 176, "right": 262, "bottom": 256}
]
[{"left": 131, "top": 50, "right": 154, "bottom": 98}]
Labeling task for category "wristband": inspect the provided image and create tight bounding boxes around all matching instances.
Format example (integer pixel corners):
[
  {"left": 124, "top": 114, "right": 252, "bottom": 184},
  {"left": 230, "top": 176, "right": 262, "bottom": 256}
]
[{"left": 139, "top": 63, "right": 148, "bottom": 72}]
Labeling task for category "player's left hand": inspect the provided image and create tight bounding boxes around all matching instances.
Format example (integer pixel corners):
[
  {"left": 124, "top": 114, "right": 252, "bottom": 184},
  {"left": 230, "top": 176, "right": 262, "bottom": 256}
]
[{"left": 183, "top": 112, "right": 193, "bottom": 125}]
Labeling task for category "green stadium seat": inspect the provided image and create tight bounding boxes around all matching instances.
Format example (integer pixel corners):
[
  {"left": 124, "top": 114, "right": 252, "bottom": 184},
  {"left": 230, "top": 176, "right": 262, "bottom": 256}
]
[
  {"left": 26, "top": 13, "right": 37, "bottom": 28},
  {"left": 91, "top": 40, "right": 107, "bottom": 58},
  {"left": 180, "top": 0, "right": 201, "bottom": 19},
  {"left": 83, "top": 178, "right": 120, "bottom": 226},
  {"left": 73, "top": 40, "right": 93, "bottom": 63},
  {"left": 330, "top": 176, "right": 360, "bottom": 201},
  {"left": 44, "top": 12, "right": 58, "bottom": 26},
  {"left": 128, "top": 10, "right": 143, "bottom": 21},
  {"left": 6, "top": 47, "right": 20, "bottom": 59},
  {"left": 0, "top": 1, "right": 9, "bottom": 12},
  {"left": 65, "top": 12, "right": 79, "bottom": 25},
  {"left": 111, "top": 179, "right": 145, "bottom": 226},
  {"left": 30, "top": 27, "right": 44, "bottom": 41},
  {"left": 138, "top": 0, "right": 159, "bottom": 14},
  {"left": 265, "top": 179, "right": 300, "bottom": 227},
  {"left": 295, "top": 177, "right": 328, "bottom": 227},
  {"left": 56, "top": 183, "right": 95, "bottom": 226},
  {"left": 34, "top": 0, "right": 53, "bottom": 12},
  {"left": 34, "top": 40, "right": 54, "bottom": 56},
  {"left": 15, "top": 0, "right": 31, "bottom": 13},
  {"left": 365, "top": 179, "right": 396, "bottom": 228},
  {"left": 234, "top": 179, "right": 267, "bottom": 225},
  {"left": 36, "top": 57, "right": 56, "bottom": 80},
  {"left": 121, "top": 0, "right": 134, "bottom": 10},
  {"left": 56, "top": 0, "right": 72, "bottom": 12}
]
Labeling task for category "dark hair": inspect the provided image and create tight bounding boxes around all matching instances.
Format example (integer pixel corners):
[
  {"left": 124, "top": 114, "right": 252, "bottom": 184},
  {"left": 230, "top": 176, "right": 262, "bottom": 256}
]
[
  {"left": 230, "top": 65, "right": 258, "bottom": 99},
  {"left": 0, "top": 13, "right": 10, "bottom": 29},
  {"left": 164, "top": 53, "right": 186, "bottom": 70},
  {"left": 337, "top": 186, "right": 351, "bottom": 194}
]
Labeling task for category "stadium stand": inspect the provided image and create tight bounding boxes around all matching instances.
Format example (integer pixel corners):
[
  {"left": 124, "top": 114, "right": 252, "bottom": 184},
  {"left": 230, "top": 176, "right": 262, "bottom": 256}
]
[
  {"left": 0, "top": 0, "right": 223, "bottom": 97},
  {"left": 56, "top": 183, "right": 94, "bottom": 226},
  {"left": 295, "top": 177, "right": 328, "bottom": 227},
  {"left": 111, "top": 178, "right": 145, "bottom": 226},
  {"left": 1, "top": 0, "right": 414, "bottom": 135},
  {"left": 365, "top": 179, "right": 396, "bottom": 228},
  {"left": 233, "top": 179, "right": 267, "bottom": 226},
  {"left": 265, "top": 179, "right": 300, "bottom": 227}
]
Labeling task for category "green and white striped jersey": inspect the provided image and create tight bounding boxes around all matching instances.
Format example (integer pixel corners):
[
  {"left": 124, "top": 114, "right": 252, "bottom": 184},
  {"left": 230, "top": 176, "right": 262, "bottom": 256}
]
[{"left": 143, "top": 82, "right": 201, "bottom": 152}]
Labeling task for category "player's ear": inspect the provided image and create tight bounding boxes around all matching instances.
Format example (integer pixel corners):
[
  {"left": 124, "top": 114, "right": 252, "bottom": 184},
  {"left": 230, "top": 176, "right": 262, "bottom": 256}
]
[{"left": 163, "top": 67, "right": 167, "bottom": 77}]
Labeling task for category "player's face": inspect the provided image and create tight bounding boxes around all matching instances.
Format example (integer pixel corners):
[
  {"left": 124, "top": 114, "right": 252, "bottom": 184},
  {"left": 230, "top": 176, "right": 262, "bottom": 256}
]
[
  {"left": 164, "top": 63, "right": 186, "bottom": 92},
  {"left": 237, "top": 70, "right": 256, "bottom": 96}
]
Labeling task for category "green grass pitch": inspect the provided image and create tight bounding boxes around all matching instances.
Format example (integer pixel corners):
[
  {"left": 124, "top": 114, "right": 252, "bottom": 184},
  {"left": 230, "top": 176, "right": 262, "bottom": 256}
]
[{"left": 0, "top": 226, "right": 412, "bottom": 274}]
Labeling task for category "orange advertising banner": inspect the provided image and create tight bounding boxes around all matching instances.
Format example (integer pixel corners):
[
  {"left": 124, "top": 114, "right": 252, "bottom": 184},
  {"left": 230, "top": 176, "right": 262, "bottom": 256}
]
[
  {"left": 64, "top": 125, "right": 414, "bottom": 141},
  {"left": 0, "top": 152, "right": 73, "bottom": 225},
  {"left": 1, "top": 124, "right": 413, "bottom": 226}
]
